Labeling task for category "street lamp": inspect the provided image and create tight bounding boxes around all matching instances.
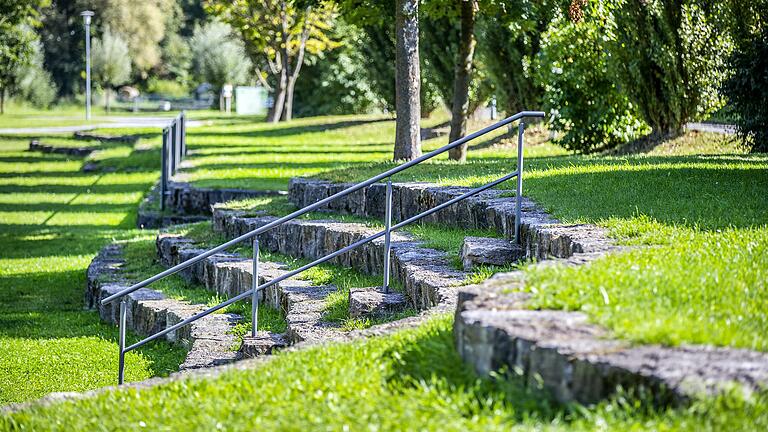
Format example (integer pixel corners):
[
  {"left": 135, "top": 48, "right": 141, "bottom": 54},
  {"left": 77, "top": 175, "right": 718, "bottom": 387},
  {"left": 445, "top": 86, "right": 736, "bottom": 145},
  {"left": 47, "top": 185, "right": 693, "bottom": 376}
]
[{"left": 81, "top": 11, "right": 94, "bottom": 121}]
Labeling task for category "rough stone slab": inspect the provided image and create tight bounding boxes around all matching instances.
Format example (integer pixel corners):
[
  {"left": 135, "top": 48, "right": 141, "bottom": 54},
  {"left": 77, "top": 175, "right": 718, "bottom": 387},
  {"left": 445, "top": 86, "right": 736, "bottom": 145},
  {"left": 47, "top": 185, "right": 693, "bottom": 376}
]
[
  {"left": 461, "top": 236, "right": 524, "bottom": 270},
  {"left": 287, "top": 178, "right": 618, "bottom": 261},
  {"left": 349, "top": 288, "right": 408, "bottom": 319},
  {"left": 240, "top": 332, "right": 289, "bottom": 357},
  {"left": 164, "top": 181, "right": 285, "bottom": 215},
  {"left": 155, "top": 232, "right": 349, "bottom": 350},
  {"left": 73, "top": 131, "right": 138, "bottom": 143},
  {"left": 454, "top": 270, "right": 768, "bottom": 406},
  {"left": 28, "top": 140, "right": 94, "bottom": 157}
]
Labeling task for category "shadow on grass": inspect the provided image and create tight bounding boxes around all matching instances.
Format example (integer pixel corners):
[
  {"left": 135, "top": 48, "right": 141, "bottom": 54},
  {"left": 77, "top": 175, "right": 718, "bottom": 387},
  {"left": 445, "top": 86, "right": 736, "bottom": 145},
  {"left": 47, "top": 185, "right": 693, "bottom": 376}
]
[{"left": 381, "top": 319, "right": 559, "bottom": 422}]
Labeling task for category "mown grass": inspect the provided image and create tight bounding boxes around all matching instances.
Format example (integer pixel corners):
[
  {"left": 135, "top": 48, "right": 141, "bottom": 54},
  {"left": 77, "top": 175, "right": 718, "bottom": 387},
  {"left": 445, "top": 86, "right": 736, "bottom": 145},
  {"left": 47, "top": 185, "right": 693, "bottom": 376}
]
[
  {"left": 4, "top": 316, "right": 768, "bottom": 430},
  {"left": 177, "top": 113, "right": 559, "bottom": 191},
  {"left": 0, "top": 133, "right": 187, "bottom": 404}
]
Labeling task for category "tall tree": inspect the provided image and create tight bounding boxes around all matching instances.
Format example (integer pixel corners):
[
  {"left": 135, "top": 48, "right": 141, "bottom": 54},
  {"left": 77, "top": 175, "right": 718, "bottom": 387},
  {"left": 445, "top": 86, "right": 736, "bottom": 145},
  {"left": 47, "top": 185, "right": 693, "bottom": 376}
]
[
  {"left": 91, "top": 27, "right": 131, "bottom": 112},
  {"left": 189, "top": 20, "right": 250, "bottom": 107},
  {"left": 394, "top": 0, "right": 421, "bottom": 160},
  {"left": 447, "top": 0, "right": 477, "bottom": 161},
  {"left": 98, "top": 0, "right": 176, "bottom": 75},
  {"left": 206, "top": 0, "right": 336, "bottom": 122}
]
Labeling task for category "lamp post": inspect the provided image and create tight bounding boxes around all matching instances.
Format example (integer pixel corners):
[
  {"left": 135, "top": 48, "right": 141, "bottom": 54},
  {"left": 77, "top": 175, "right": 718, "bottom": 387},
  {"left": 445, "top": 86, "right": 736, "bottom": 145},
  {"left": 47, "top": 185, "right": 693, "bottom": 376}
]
[{"left": 81, "top": 11, "right": 94, "bottom": 121}]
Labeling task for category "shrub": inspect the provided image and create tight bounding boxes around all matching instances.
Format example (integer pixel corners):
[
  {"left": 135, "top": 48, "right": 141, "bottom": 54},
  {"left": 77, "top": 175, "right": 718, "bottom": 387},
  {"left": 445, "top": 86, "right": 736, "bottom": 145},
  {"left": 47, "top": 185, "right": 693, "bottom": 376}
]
[
  {"left": 537, "top": 4, "right": 647, "bottom": 152},
  {"left": 722, "top": 7, "right": 768, "bottom": 152},
  {"left": 609, "top": 1, "right": 732, "bottom": 138},
  {"left": 146, "top": 77, "right": 189, "bottom": 98}
]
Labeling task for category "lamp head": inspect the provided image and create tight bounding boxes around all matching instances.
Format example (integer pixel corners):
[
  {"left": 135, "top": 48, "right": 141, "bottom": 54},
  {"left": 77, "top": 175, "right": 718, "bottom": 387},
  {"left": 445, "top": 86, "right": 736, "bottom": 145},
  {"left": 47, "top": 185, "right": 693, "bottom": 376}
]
[{"left": 81, "top": 10, "right": 94, "bottom": 25}]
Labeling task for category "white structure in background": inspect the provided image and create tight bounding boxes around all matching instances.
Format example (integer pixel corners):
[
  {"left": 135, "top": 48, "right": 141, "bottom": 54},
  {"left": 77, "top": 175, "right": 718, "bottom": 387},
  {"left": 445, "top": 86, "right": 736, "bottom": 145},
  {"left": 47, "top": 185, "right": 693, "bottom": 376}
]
[{"left": 235, "top": 86, "right": 267, "bottom": 115}]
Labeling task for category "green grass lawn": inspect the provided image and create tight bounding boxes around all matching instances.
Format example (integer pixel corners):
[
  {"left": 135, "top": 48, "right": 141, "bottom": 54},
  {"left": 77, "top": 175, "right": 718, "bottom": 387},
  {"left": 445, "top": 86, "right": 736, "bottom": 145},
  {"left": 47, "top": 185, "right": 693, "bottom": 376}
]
[
  {"left": 0, "top": 130, "right": 192, "bottom": 405},
  {"left": 4, "top": 316, "right": 767, "bottom": 430},
  {"left": 2, "top": 111, "right": 766, "bottom": 430}
]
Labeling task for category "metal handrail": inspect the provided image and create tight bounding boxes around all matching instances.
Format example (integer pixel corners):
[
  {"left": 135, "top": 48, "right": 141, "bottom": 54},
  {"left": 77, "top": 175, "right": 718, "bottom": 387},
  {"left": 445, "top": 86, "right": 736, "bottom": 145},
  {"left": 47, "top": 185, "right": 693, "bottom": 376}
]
[
  {"left": 105, "top": 110, "right": 544, "bottom": 383},
  {"left": 160, "top": 112, "right": 186, "bottom": 211}
]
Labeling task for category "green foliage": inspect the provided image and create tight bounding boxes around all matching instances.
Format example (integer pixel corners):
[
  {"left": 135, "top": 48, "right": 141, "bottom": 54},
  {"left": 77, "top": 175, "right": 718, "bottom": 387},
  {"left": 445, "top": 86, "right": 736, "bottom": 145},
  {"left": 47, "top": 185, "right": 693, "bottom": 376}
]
[
  {"left": 98, "top": 0, "right": 177, "bottom": 73},
  {"left": 189, "top": 20, "right": 250, "bottom": 91},
  {"left": 293, "top": 21, "right": 384, "bottom": 117},
  {"left": 146, "top": 77, "right": 189, "bottom": 98},
  {"left": 91, "top": 28, "right": 132, "bottom": 89},
  {"left": 159, "top": 32, "right": 193, "bottom": 87},
  {"left": 14, "top": 37, "right": 56, "bottom": 108},
  {"left": 475, "top": 0, "right": 556, "bottom": 114},
  {"left": 610, "top": 0, "right": 732, "bottom": 136},
  {"left": 0, "top": 23, "right": 38, "bottom": 111},
  {"left": 722, "top": 1, "right": 768, "bottom": 152},
  {"left": 537, "top": 4, "right": 647, "bottom": 152}
]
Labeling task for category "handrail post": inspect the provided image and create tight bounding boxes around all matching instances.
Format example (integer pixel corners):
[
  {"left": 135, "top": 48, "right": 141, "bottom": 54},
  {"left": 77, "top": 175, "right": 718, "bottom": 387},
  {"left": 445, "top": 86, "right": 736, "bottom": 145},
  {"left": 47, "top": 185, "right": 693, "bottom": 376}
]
[
  {"left": 181, "top": 111, "right": 187, "bottom": 156},
  {"left": 118, "top": 298, "right": 127, "bottom": 385},
  {"left": 515, "top": 122, "right": 525, "bottom": 245},
  {"left": 175, "top": 116, "right": 182, "bottom": 168},
  {"left": 383, "top": 180, "right": 393, "bottom": 293},
  {"left": 251, "top": 238, "right": 259, "bottom": 337},
  {"left": 160, "top": 128, "right": 168, "bottom": 211},
  {"left": 169, "top": 120, "right": 177, "bottom": 175}
]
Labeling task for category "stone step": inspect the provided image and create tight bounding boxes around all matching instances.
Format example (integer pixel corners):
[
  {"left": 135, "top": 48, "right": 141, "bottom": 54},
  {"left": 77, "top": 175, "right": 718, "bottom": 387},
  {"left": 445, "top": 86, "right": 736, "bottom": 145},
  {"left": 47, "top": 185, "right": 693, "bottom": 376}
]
[
  {"left": 155, "top": 233, "right": 344, "bottom": 353},
  {"left": 349, "top": 287, "right": 408, "bottom": 319},
  {"left": 212, "top": 206, "right": 467, "bottom": 310},
  {"left": 164, "top": 181, "right": 285, "bottom": 216},
  {"left": 460, "top": 236, "right": 524, "bottom": 270},
  {"left": 288, "top": 178, "right": 616, "bottom": 261},
  {"left": 28, "top": 140, "right": 95, "bottom": 157},
  {"left": 454, "top": 269, "right": 768, "bottom": 406},
  {"left": 85, "top": 244, "right": 241, "bottom": 371}
]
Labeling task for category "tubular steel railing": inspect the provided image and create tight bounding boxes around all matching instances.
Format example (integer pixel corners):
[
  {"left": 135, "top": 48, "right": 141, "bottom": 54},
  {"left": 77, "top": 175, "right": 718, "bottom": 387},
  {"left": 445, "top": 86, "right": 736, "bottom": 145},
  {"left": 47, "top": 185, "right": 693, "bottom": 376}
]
[
  {"left": 103, "top": 110, "right": 545, "bottom": 384},
  {"left": 160, "top": 112, "right": 187, "bottom": 211}
]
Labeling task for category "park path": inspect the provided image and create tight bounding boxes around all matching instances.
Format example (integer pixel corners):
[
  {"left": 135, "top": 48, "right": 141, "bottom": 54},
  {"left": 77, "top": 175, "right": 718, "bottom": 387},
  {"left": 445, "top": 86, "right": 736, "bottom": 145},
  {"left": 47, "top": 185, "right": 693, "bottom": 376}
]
[{"left": 0, "top": 115, "right": 206, "bottom": 134}]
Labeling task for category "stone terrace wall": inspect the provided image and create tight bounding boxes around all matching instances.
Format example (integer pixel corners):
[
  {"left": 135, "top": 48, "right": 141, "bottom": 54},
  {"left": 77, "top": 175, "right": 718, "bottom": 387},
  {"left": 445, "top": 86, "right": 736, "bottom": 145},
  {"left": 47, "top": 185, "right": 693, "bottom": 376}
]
[
  {"left": 212, "top": 207, "right": 464, "bottom": 310},
  {"left": 165, "top": 181, "right": 286, "bottom": 215},
  {"left": 454, "top": 266, "right": 768, "bottom": 406},
  {"left": 288, "top": 178, "right": 614, "bottom": 261}
]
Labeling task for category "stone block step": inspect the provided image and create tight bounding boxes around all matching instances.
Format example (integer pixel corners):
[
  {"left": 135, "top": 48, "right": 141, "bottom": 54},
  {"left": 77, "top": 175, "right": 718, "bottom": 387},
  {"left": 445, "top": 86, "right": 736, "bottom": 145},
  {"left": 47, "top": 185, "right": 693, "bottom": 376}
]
[
  {"left": 212, "top": 207, "right": 466, "bottom": 310},
  {"left": 155, "top": 233, "right": 344, "bottom": 351},
  {"left": 460, "top": 236, "right": 524, "bottom": 270},
  {"left": 349, "top": 288, "right": 408, "bottom": 319},
  {"left": 85, "top": 244, "right": 242, "bottom": 372},
  {"left": 288, "top": 178, "right": 617, "bottom": 261}
]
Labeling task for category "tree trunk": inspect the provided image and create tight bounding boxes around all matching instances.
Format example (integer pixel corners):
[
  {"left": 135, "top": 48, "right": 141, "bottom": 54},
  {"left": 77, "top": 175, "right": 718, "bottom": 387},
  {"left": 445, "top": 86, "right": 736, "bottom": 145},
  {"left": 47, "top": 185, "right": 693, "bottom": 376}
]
[
  {"left": 283, "top": 77, "right": 296, "bottom": 121},
  {"left": 0, "top": 89, "right": 4, "bottom": 115},
  {"left": 394, "top": 0, "right": 421, "bottom": 161},
  {"left": 268, "top": 69, "right": 287, "bottom": 123},
  {"left": 448, "top": 0, "right": 477, "bottom": 162},
  {"left": 282, "top": 13, "right": 311, "bottom": 122},
  {"left": 105, "top": 88, "right": 111, "bottom": 113}
]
